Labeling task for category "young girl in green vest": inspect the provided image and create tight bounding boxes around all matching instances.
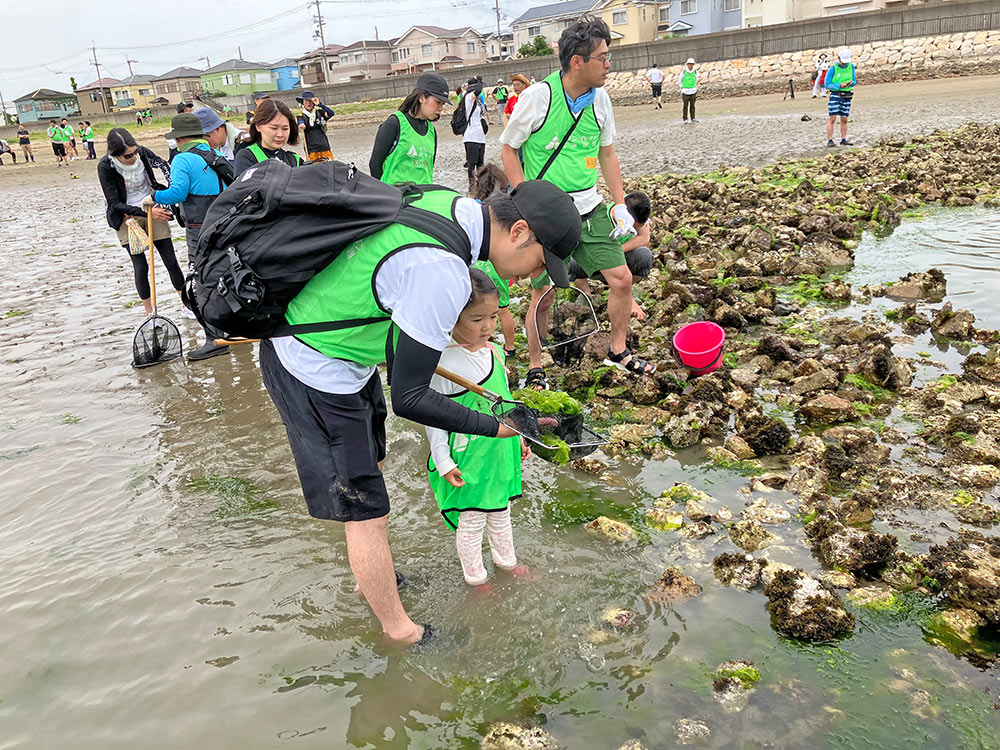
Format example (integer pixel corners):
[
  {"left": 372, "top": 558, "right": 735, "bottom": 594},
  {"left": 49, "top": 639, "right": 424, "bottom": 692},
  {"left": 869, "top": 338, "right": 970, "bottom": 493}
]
[
  {"left": 233, "top": 98, "right": 302, "bottom": 177},
  {"left": 426, "top": 268, "right": 531, "bottom": 586}
]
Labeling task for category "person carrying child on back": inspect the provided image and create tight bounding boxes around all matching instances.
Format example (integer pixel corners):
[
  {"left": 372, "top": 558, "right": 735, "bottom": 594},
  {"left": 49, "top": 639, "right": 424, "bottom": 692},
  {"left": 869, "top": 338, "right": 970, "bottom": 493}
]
[
  {"left": 233, "top": 99, "right": 302, "bottom": 176},
  {"left": 568, "top": 191, "right": 654, "bottom": 321},
  {"left": 426, "top": 268, "right": 531, "bottom": 587}
]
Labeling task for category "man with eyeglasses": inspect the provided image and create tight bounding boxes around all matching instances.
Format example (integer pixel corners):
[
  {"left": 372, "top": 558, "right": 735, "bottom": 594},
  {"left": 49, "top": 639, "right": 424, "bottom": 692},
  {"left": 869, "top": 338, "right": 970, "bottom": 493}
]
[{"left": 500, "top": 16, "right": 654, "bottom": 390}]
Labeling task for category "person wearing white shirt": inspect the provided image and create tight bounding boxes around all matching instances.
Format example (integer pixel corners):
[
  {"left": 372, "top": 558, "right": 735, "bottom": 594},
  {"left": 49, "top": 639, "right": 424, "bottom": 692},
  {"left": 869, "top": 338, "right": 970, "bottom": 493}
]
[
  {"left": 500, "top": 17, "right": 655, "bottom": 390},
  {"left": 646, "top": 63, "right": 664, "bottom": 109},
  {"left": 461, "top": 79, "right": 488, "bottom": 185}
]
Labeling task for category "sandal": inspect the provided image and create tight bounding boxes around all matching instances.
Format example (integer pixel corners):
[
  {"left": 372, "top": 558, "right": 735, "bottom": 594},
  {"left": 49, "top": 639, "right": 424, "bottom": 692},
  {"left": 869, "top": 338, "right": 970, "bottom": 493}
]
[
  {"left": 524, "top": 367, "right": 547, "bottom": 391},
  {"left": 604, "top": 348, "right": 655, "bottom": 376},
  {"left": 504, "top": 347, "right": 516, "bottom": 359}
]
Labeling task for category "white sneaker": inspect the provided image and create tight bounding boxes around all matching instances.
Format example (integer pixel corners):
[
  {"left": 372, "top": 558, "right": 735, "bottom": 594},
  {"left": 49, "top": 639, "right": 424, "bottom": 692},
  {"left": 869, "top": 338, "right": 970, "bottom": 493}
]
[{"left": 181, "top": 306, "right": 197, "bottom": 320}]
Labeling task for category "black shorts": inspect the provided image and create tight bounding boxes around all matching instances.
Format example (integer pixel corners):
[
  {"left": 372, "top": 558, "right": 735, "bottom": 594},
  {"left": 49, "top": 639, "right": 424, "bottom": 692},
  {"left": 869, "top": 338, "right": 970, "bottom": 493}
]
[
  {"left": 52, "top": 142, "right": 66, "bottom": 156},
  {"left": 651, "top": 83, "right": 662, "bottom": 97},
  {"left": 259, "top": 340, "right": 389, "bottom": 522}
]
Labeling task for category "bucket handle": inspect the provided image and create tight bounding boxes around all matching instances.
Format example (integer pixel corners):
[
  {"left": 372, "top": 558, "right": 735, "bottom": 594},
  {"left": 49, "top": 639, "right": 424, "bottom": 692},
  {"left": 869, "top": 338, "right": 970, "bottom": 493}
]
[{"left": 670, "top": 342, "right": 724, "bottom": 374}]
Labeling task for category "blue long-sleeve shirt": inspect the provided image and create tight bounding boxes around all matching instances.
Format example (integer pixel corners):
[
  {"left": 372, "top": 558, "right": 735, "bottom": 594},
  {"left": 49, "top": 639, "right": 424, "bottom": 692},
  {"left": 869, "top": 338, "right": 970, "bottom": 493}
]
[
  {"left": 153, "top": 142, "right": 228, "bottom": 205},
  {"left": 824, "top": 63, "right": 856, "bottom": 91}
]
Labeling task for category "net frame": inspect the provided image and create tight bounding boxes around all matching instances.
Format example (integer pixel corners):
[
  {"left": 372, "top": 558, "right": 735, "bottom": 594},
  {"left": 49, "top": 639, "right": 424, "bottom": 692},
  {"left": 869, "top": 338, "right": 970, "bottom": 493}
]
[
  {"left": 128, "top": 211, "right": 184, "bottom": 368},
  {"left": 533, "top": 285, "right": 600, "bottom": 350}
]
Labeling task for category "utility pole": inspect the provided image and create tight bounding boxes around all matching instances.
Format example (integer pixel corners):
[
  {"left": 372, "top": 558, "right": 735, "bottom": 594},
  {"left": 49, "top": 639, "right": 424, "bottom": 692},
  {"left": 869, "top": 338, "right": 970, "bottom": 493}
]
[
  {"left": 0, "top": 89, "right": 7, "bottom": 126},
  {"left": 495, "top": 0, "right": 502, "bottom": 44},
  {"left": 200, "top": 56, "right": 211, "bottom": 69},
  {"left": 238, "top": 46, "right": 244, "bottom": 61},
  {"left": 310, "top": 0, "right": 327, "bottom": 85},
  {"left": 91, "top": 43, "right": 109, "bottom": 114},
  {"left": 125, "top": 57, "right": 138, "bottom": 77}
]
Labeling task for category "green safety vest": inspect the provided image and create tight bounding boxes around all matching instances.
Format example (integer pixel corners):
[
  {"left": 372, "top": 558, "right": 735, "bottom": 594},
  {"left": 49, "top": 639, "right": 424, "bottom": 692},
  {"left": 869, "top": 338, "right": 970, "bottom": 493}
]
[
  {"left": 472, "top": 259, "right": 510, "bottom": 308},
  {"left": 284, "top": 187, "right": 464, "bottom": 364},
  {"left": 82, "top": 127, "right": 94, "bottom": 141},
  {"left": 681, "top": 68, "right": 697, "bottom": 89},
  {"left": 830, "top": 63, "right": 855, "bottom": 93},
  {"left": 48, "top": 126, "right": 66, "bottom": 142},
  {"left": 427, "top": 344, "right": 522, "bottom": 530},
  {"left": 380, "top": 111, "right": 436, "bottom": 185},
  {"left": 522, "top": 69, "right": 602, "bottom": 193},
  {"left": 62, "top": 126, "right": 74, "bottom": 139},
  {"left": 247, "top": 143, "right": 302, "bottom": 166},
  {"left": 495, "top": 85, "right": 508, "bottom": 101}
]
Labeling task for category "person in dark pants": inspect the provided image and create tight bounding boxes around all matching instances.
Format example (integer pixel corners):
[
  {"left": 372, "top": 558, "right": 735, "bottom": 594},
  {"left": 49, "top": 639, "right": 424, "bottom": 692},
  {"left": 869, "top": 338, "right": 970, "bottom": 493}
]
[
  {"left": 680, "top": 58, "right": 698, "bottom": 123},
  {"left": 460, "top": 79, "right": 487, "bottom": 186},
  {"left": 97, "top": 128, "right": 186, "bottom": 317}
]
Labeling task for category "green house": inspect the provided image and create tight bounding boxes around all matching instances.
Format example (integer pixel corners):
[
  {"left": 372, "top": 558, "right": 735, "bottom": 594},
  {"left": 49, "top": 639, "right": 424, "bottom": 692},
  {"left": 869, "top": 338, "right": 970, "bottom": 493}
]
[{"left": 200, "top": 59, "right": 278, "bottom": 98}]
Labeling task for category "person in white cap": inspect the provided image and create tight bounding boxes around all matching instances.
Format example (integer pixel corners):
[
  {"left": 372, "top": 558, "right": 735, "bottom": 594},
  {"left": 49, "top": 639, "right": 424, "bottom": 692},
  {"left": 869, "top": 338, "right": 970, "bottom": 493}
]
[
  {"left": 824, "top": 48, "right": 856, "bottom": 147},
  {"left": 680, "top": 58, "right": 698, "bottom": 123}
]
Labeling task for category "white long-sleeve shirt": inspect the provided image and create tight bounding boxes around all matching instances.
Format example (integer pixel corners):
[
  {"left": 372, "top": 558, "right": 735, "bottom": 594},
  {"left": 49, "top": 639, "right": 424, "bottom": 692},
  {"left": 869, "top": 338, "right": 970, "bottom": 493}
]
[{"left": 425, "top": 340, "right": 497, "bottom": 476}]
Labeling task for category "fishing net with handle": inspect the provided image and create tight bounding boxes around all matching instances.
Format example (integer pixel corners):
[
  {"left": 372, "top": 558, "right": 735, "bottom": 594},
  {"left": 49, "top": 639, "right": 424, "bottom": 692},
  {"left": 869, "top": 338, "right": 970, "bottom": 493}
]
[{"left": 128, "top": 213, "right": 183, "bottom": 368}]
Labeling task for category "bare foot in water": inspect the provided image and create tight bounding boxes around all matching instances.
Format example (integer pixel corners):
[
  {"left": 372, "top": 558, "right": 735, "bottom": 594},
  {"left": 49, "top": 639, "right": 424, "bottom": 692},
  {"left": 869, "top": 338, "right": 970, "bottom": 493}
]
[
  {"left": 383, "top": 623, "right": 426, "bottom": 648},
  {"left": 502, "top": 564, "right": 539, "bottom": 581},
  {"left": 630, "top": 297, "right": 646, "bottom": 321}
]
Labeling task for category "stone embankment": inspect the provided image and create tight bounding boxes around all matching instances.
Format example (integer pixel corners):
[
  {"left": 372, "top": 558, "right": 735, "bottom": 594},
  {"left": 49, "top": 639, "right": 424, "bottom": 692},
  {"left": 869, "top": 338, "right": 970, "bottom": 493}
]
[{"left": 604, "top": 30, "right": 1000, "bottom": 104}]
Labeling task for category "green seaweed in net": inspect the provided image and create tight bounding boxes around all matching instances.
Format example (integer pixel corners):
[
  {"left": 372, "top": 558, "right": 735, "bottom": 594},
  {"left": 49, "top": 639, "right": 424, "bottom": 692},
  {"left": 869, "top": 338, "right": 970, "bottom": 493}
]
[
  {"left": 539, "top": 434, "right": 571, "bottom": 464},
  {"left": 511, "top": 388, "right": 582, "bottom": 416}
]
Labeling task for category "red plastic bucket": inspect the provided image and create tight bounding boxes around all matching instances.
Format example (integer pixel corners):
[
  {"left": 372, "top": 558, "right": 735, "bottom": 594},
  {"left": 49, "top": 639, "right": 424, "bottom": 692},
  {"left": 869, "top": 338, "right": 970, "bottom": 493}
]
[{"left": 672, "top": 322, "right": 726, "bottom": 375}]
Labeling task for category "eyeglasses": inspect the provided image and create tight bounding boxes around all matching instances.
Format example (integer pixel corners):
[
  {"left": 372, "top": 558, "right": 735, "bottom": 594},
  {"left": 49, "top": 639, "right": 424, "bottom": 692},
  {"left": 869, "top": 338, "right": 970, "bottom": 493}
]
[
  {"left": 583, "top": 52, "right": 612, "bottom": 64},
  {"left": 122, "top": 149, "right": 139, "bottom": 159}
]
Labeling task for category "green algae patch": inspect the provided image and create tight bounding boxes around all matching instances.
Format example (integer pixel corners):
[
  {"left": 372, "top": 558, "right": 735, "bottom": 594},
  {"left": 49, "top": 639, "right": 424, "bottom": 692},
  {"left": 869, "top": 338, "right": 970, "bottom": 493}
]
[
  {"left": 645, "top": 508, "right": 684, "bottom": 531},
  {"left": 187, "top": 475, "right": 281, "bottom": 520},
  {"left": 950, "top": 489, "right": 976, "bottom": 507},
  {"left": 712, "top": 663, "right": 761, "bottom": 690},
  {"left": 844, "top": 373, "right": 893, "bottom": 401},
  {"left": 511, "top": 388, "right": 581, "bottom": 416},
  {"left": 708, "top": 454, "right": 766, "bottom": 476}
]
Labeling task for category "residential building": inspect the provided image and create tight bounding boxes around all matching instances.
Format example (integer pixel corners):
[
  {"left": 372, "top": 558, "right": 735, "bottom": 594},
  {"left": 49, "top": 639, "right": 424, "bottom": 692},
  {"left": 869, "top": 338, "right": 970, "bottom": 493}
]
[
  {"left": 75, "top": 77, "right": 118, "bottom": 117},
  {"left": 665, "top": 0, "right": 743, "bottom": 36},
  {"left": 597, "top": 0, "right": 665, "bottom": 45},
  {"left": 13, "top": 88, "right": 77, "bottom": 124},
  {"left": 270, "top": 59, "right": 301, "bottom": 90},
  {"left": 152, "top": 66, "right": 204, "bottom": 106},
  {"left": 331, "top": 40, "right": 393, "bottom": 81},
  {"left": 110, "top": 75, "right": 158, "bottom": 111},
  {"left": 390, "top": 25, "right": 487, "bottom": 74},
  {"left": 201, "top": 59, "right": 278, "bottom": 97},
  {"left": 821, "top": 0, "right": 906, "bottom": 16},
  {"left": 743, "top": 0, "right": 822, "bottom": 25},
  {"left": 483, "top": 30, "right": 516, "bottom": 61},
  {"left": 511, "top": 0, "right": 597, "bottom": 54},
  {"left": 297, "top": 44, "right": 345, "bottom": 86}
]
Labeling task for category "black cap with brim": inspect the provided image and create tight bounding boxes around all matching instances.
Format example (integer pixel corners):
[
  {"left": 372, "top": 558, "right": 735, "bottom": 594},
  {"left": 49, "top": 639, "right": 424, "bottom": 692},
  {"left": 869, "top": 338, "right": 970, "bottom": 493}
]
[
  {"left": 176, "top": 101, "right": 192, "bottom": 113},
  {"left": 509, "top": 180, "right": 581, "bottom": 288},
  {"left": 415, "top": 72, "right": 450, "bottom": 103},
  {"left": 295, "top": 90, "right": 316, "bottom": 103}
]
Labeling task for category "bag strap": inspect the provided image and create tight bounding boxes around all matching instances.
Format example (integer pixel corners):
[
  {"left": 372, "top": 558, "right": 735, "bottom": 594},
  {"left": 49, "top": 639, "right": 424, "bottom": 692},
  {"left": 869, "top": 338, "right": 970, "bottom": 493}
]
[{"left": 536, "top": 109, "right": 583, "bottom": 182}]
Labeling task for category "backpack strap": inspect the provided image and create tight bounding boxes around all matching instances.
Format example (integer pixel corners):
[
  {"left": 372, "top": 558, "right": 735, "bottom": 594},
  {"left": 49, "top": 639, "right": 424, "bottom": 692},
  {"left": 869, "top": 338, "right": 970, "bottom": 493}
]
[
  {"left": 189, "top": 148, "right": 235, "bottom": 187},
  {"left": 395, "top": 202, "right": 473, "bottom": 265},
  {"left": 536, "top": 110, "right": 583, "bottom": 182}
]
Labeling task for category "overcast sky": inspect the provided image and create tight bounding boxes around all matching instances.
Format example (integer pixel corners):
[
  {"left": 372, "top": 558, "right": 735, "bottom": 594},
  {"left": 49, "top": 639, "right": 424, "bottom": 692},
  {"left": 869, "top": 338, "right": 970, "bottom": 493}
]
[{"left": 1, "top": 0, "right": 538, "bottom": 109}]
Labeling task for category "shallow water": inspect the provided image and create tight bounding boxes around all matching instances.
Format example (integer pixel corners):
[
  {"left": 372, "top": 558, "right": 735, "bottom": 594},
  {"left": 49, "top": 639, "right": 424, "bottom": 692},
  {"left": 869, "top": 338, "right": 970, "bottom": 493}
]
[{"left": 1, "top": 193, "right": 999, "bottom": 748}]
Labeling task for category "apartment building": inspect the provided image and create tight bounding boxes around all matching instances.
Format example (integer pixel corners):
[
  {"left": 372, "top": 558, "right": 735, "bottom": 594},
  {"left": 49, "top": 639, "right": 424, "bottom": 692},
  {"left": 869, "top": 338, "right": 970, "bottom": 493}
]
[{"left": 390, "top": 26, "right": 487, "bottom": 74}]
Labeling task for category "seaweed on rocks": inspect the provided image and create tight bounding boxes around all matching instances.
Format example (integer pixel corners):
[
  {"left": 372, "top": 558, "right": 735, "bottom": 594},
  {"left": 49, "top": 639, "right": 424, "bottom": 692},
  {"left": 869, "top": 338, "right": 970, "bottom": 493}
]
[
  {"left": 764, "top": 568, "right": 856, "bottom": 641},
  {"left": 926, "top": 530, "right": 1000, "bottom": 625},
  {"left": 713, "top": 552, "right": 765, "bottom": 589}
]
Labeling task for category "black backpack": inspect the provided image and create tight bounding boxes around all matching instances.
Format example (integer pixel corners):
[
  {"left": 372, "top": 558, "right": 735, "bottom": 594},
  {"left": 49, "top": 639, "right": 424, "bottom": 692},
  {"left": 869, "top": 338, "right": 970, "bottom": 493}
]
[
  {"left": 186, "top": 159, "right": 472, "bottom": 339},
  {"left": 451, "top": 92, "right": 489, "bottom": 136}
]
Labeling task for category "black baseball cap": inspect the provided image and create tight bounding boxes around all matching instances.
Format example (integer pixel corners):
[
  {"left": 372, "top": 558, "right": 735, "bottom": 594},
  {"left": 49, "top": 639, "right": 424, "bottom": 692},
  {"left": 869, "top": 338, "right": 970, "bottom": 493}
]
[
  {"left": 176, "top": 100, "right": 192, "bottom": 113},
  {"left": 509, "top": 180, "right": 580, "bottom": 288},
  {"left": 415, "top": 73, "right": 450, "bottom": 103}
]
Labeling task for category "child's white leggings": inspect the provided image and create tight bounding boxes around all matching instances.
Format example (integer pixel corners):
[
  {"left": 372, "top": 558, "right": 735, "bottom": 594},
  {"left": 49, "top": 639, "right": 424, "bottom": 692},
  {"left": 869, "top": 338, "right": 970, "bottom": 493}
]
[{"left": 456, "top": 508, "right": 517, "bottom": 585}]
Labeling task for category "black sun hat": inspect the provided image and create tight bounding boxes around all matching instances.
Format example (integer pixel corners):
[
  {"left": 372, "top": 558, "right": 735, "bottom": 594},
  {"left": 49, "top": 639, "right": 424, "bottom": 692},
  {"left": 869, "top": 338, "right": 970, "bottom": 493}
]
[{"left": 508, "top": 181, "right": 581, "bottom": 288}]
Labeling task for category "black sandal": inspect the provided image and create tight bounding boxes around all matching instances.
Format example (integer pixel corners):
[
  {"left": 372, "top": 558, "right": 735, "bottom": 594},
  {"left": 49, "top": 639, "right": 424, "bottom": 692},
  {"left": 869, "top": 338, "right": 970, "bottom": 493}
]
[
  {"left": 524, "top": 367, "right": 547, "bottom": 391},
  {"left": 504, "top": 347, "right": 516, "bottom": 359},
  {"left": 605, "top": 348, "right": 655, "bottom": 376}
]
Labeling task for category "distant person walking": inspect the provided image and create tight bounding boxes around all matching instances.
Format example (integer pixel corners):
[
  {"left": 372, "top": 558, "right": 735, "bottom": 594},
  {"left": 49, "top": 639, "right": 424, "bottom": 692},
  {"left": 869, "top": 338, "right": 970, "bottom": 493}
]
[
  {"left": 492, "top": 79, "right": 509, "bottom": 125},
  {"left": 61, "top": 119, "right": 79, "bottom": 160},
  {"left": 369, "top": 72, "right": 448, "bottom": 185},
  {"left": 825, "top": 48, "right": 856, "bottom": 147},
  {"left": 812, "top": 52, "right": 830, "bottom": 98},
  {"left": 136, "top": 111, "right": 144, "bottom": 127},
  {"left": 17, "top": 124, "right": 34, "bottom": 163},
  {"left": 47, "top": 119, "right": 68, "bottom": 166},
  {"left": 646, "top": 63, "right": 663, "bottom": 109},
  {"left": 461, "top": 79, "right": 488, "bottom": 185},
  {"left": 680, "top": 58, "right": 698, "bottom": 123},
  {"left": 296, "top": 90, "right": 335, "bottom": 162},
  {"left": 81, "top": 122, "right": 96, "bottom": 159}
]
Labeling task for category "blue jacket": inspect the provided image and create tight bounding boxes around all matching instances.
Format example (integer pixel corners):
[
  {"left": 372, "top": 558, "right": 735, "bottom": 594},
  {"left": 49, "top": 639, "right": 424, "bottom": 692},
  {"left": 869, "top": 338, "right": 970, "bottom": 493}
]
[
  {"left": 824, "top": 63, "right": 856, "bottom": 91},
  {"left": 153, "top": 142, "right": 229, "bottom": 205}
]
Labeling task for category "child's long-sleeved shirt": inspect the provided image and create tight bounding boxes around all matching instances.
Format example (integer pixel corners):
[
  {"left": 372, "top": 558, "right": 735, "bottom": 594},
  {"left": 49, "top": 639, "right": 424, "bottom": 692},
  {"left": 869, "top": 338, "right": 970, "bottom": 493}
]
[{"left": 426, "top": 340, "right": 495, "bottom": 476}]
